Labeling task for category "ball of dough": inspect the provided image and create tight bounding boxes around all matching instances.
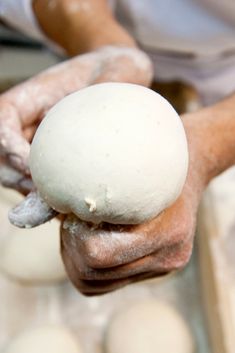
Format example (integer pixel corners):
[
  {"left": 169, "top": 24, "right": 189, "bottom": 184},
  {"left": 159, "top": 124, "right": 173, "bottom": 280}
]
[
  {"left": 30, "top": 83, "right": 188, "bottom": 224},
  {"left": 105, "top": 300, "right": 194, "bottom": 353},
  {"left": 0, "top": 186, "right": 66, "bottom": 284},
  {"left": 3, "top": 326, "right": 82, "bottom": 353}
]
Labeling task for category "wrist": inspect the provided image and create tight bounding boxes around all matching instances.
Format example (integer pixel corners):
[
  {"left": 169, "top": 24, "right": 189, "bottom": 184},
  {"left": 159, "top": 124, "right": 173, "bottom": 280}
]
[
  {"left": 182, "top": 113, "right": 213, "bottom": 194},
  {"left": 182, "top": 96, "right": 235, "bottom": 191}
]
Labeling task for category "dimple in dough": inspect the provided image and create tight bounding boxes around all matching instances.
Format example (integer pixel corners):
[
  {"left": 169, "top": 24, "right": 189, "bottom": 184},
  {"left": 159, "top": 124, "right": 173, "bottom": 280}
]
[
  {"left": 3, "top": 326, "right": 82, "bottom": 353},
  {"left": 30, "top": 82, "right": 188, "bottom": 225},
  {"left": 105, "top": 300, "right": 195, "bottom": 353},
  {"left": 0, "top": 186, "right": 66, "bottom": 284}
]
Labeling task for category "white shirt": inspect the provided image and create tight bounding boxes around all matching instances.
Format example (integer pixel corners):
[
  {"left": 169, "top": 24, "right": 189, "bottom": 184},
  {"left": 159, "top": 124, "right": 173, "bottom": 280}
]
[
  {"left": 112, "top": 0, "right": 235, "bottom": 57},
  {"left": 0, "top": 0, "right": 62, "bottom": 53},
  {"left": 0, "top": 0, "right": 235, "bottom": 104}
]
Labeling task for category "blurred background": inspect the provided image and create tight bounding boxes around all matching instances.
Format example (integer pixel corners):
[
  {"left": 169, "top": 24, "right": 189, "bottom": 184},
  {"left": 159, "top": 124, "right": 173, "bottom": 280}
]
[{"left": 0, "top": 22, "right": 234, "bottom": 353}]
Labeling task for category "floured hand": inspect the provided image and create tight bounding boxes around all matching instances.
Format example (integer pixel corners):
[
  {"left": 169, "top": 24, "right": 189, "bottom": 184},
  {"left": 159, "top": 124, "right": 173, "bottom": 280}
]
[
  {"left": 60, "top": 115, "right": 209, "bottom": 295},
  {"left": 61, "top": 174, "right": 201, "bottom": 295},
  {"left": 0, "top": 46, "right": 153, "bottom": 227}
]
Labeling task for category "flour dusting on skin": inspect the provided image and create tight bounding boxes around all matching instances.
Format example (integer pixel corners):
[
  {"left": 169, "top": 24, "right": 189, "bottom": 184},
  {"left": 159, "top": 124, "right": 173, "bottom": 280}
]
[
  {"left": 3, "top": 45, "right": 153, "bottom": 228},
  {"left": 0, "top": 125, "right": 30, "bottom": 173},
  {"left": 8, "top": 191, "right": 57, "bottom": 228},
  {"left": 100, "top": 46, "right": 153, "bottom": 77},
  {"left": 0, "top": 164, "right": 33, "bottom": 193},
  {"left": 62, "top": 214, "right": 149, "bottom": 265}
]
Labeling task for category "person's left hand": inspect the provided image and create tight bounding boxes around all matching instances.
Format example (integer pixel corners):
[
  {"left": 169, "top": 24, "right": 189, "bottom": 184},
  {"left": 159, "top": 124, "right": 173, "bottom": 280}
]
[
  {"left": 61, "top": 114, "right": 208, "bottom": 295},
  {"left": 0, "top": 46, "right": 153, "bottom": 227},
  {"left": 0, "top": 46, "right": 152, "bottom": 186}
]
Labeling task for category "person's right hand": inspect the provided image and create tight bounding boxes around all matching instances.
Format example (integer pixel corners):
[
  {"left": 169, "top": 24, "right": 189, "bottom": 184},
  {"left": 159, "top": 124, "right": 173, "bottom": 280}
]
[{"left": 60, "top": 113, "right": 209, "bottom": 295}]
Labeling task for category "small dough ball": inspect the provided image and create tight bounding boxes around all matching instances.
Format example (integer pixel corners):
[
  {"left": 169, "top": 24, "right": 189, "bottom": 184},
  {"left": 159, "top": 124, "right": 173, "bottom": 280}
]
[
  {"left": 3, "top": 326, "right": 82, "bottom": 353},
  {"left": 105, "top": 300, "right": 194, "bottom": 353},
  {"left": 0, "top": 220, "right": 66, "bottom": 284},
  {"left": 30, "top": 83, "right": 188, "bottom": 225},
  {"left": 0, "top": 186, "right": 66, "bottom": 284}
]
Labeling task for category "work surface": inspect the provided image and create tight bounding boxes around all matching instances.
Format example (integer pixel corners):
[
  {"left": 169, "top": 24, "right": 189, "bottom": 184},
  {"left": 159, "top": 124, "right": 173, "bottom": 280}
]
[
  {"left": 198, "top": 166, "right": 235, "bottom": 353},
  {"left": 0, "top": 248, "right": 210, "bottom": 353}
]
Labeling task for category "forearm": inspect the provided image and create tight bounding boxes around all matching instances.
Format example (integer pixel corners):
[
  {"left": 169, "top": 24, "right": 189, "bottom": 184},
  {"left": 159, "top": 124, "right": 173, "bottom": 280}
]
[
  {"left": 32, "top": 1, "right": 153, "bottom": 85},
  {"left": 183, "top": 93, "right": 235, "bottom": 187},
  {"left": 33, "top": 0, "right": 136, "bottom": 56}
]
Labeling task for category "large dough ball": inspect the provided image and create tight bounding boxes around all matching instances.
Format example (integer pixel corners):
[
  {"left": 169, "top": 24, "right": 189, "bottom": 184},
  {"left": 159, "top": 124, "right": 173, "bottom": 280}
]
[
  {"left": 105, "top": 300, "right": 194, "bottom": 353},
  {"left": 30, "top": 83, "right": 188, "bottom": 224},
  {"left": 3, "top": 326, "right": 82, "bottom": 353},
  {"left": 0, "top": 186, "right": 66, "bottom": 284}
]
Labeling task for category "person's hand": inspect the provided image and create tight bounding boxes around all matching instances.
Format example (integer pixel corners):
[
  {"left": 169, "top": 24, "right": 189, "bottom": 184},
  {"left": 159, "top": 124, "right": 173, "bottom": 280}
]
[
  {"left": 0, "top": 46, "right": 152, "bottom": 186},
  {"left": 0, "top": 46, "right": 153, "bottom": 226},
  {"left": 60, "top": 114, "right": 209, "bottom": 295}
]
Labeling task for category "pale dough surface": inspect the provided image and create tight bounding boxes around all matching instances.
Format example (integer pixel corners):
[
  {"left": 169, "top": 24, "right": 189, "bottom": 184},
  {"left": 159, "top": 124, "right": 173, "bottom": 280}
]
[
  {"left": 105, "top": 300, "right": 194, "bottom": 353},
  {"left": 0, "top": 186, "right": 66, "bottom": 284},
  {"left": 30, "top": 82, "right": 188, "bottom": 224},
  {"left": 3, "top": 326, "right": 82, "bottom": 353}
]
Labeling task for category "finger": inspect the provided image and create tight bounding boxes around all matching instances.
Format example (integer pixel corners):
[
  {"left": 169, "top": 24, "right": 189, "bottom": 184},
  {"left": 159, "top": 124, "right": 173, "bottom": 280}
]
[
  {"left": 154, "top": 238, "right": 193, "bottom": 271},
  {"left": 78, "top": 272, "right": 159, "bottom": 296},
  {"left": 62, "top": 239, "right": 191, "bottom": 295},
  {"left": 0, "top": 163, "right": 33, "bottom": 195},
  {"left": 65, "top": 266, "right": 160, "bottom": 296},
  {"left": 62, "top": 231, "right": 191, "bottom": 281},
  {"left": 62, "top": 216, "right": 152, "bottom": 268},
  {"left": 8, "top": 190, "right": 58, "bottom": 228},
  {"left": 64, "top": 250, "right": 166, "bottom": 281},
  {"left": 61, "top": 213, "right": 170, "bottom": 269},
  {"left": 23, "top": 125, "right": 38, "bottom": 142},
  {"left": 62, "top": 227, "right": 153, "bottom": 280},
  {"left": 0, "top": 101, "right": 30, "bottom": 173}
]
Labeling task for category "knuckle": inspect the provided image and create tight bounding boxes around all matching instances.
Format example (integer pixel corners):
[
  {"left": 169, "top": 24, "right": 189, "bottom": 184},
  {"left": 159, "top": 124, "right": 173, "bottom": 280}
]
[
  {"left": 173, "top": 244, "right": 193, "bottom": 270},
  {"left": 173, "top": 219, "right": 195, "bottom": 245},
  {"left": 84, "top": 241, "right": 109, "bottom": 268},
  {"left": 75, "top": 266, "right": 92, "bottom": 280},
  {"left": 77, "top": 279, "right": 111, "bottom": 296},
  {"left": 156, "top": 239, "right": 193, "bottom": 272}
]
